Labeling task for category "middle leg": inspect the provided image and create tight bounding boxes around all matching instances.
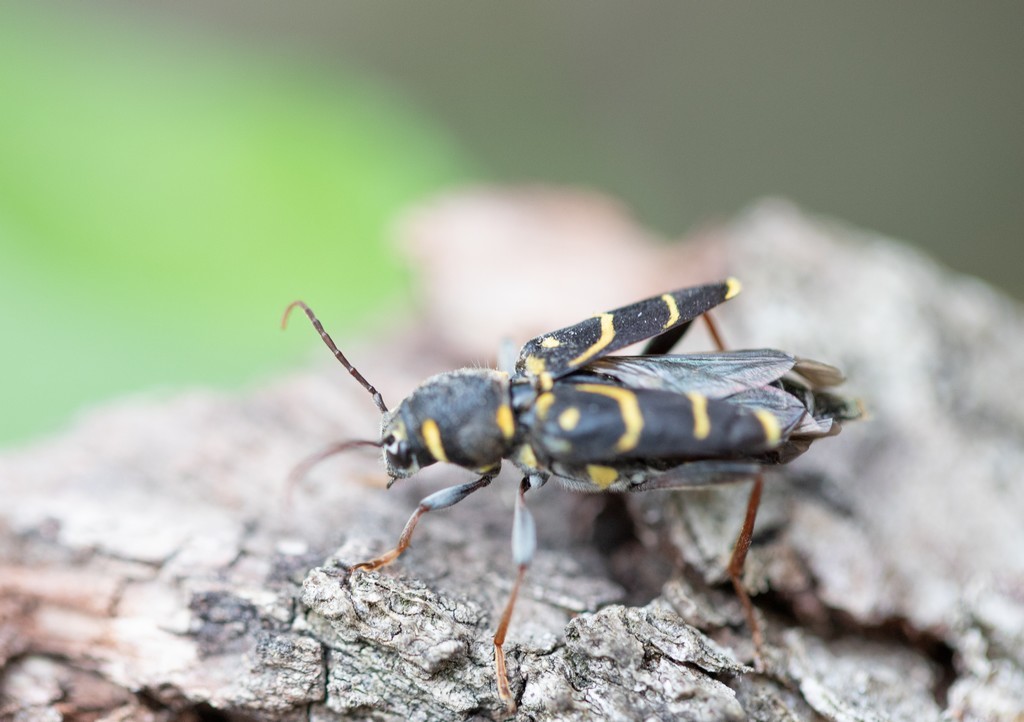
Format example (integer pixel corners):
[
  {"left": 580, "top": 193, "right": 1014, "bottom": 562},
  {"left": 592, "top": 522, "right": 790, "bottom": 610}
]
[{"left": 493, "top": 475, "right": 541, "bottom": 714}]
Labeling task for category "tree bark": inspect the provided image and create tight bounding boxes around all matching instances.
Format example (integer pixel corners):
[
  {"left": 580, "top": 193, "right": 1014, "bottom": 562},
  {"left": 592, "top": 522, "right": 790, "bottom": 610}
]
[{"left": 2, "top": 192, "right": 1022, "bottom": 721}]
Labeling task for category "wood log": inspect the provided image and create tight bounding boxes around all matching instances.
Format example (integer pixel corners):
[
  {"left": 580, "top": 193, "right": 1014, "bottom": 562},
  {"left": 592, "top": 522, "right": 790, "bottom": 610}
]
[{"left": 2, "top": 192, "right": 1022, "bottom": 721}]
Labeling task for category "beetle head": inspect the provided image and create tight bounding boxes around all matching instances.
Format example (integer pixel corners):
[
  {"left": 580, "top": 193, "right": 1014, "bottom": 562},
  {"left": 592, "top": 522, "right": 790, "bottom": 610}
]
[{"left": 380, "top": 408, "right": 434, "bottom": 482}]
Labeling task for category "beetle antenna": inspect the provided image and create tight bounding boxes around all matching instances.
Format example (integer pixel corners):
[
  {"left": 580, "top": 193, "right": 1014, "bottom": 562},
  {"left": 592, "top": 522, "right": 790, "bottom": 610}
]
[
  {"left": 282, "top": 301, "right": 389, "bottom": 413},
  {"left": 285, "top": 438, "right": 383, "bottom": 507}
]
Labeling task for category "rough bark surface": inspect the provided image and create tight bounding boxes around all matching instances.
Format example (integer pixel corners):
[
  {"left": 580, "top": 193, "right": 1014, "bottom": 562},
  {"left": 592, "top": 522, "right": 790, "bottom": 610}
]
[{"left": 2, "top": 192, "right": 1022, "bottom": 721}]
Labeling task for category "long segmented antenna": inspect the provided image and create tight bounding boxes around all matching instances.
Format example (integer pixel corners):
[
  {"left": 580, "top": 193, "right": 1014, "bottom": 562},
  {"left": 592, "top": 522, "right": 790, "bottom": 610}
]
[
  {"left": 282, "top": 300, "right": 388, "bottom": 413},
  {"left": 285, "top": 438, "right": 383, "bottom": 507}
]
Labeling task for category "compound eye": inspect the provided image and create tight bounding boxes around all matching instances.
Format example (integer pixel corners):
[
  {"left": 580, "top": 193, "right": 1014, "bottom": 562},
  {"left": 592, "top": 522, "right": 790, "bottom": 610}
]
[{"left": 385, "top": 440, "right": 412, "bottom": 470}]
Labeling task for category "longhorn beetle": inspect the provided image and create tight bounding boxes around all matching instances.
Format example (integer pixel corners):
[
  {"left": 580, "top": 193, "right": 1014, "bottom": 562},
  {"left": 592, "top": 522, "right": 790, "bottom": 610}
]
[{"left": 283, "top": 279, "right": 860, "bottom": 713}]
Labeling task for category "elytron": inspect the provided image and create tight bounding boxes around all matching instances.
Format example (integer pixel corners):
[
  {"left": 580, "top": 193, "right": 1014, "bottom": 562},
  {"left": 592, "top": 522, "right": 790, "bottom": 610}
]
[{"left": 283, "top": 279, "right": 859, "bottom": 712}]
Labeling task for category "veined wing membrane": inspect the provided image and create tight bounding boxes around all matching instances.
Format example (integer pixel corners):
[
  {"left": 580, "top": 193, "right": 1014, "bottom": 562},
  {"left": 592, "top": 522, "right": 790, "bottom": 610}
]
[{"left": 585, "top": 349, "right": 797, "bottom": 399}]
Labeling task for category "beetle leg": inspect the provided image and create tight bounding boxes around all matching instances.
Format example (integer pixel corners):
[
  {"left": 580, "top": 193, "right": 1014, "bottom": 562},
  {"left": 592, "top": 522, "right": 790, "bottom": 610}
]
[
  {"left": 352, "top": 475, "right": 493, "bottom": 572},
  {"left": 629, "top": 465, "right": 766, "bottom": 667},
  {"left": 641, "top": 310, "right": 728, "bottom": 356},
  {"left": 702, "top": 310, "right": 728, "bottom": 352},
  {"left": 640, "top": 319, "right": 693, "bottom": 356},
  {"left": 727, "top": 471, "right": 765, "bottom": 668},
  {"left": 494, "top": 475, "right": 540, "bottom": 714}
]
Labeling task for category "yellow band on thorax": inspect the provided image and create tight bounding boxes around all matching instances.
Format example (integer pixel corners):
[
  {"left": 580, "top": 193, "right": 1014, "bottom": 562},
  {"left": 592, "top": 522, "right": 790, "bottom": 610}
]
[{"left": 420, "top": 419, "right": 448, "bottom": 462}]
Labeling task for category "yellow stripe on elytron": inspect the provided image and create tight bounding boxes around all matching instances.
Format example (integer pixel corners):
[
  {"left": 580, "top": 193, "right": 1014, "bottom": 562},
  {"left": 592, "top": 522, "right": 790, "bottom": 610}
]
[
  {"left": 575, "top": 384, "right": 643, "bottom": 453},
  {"left": 535, "top": 392, "right": 556, "bottom": 420},
  {"left": 525, "top": 356, "right": 554, "bottom": 390},
  {"left": 725, "top": 277, "right": 742, "bottom": 300},
  {"left": 540, "top": 337, "right": 561, "bottom": 348},
  {"left": 525, "top": 355, "right": 547, "bottom": 376},
  {"left": 686, "top": 392, "right": 710, "bottom": 440},
  {"left": 558, "top": 407, "right": 580, "bottom": 431},
  {"left": 587, "top": 464, "right": 618, "bottom": 490},
  {"left": 420, "top": 419, "right": 448, "bottom": 462},
  {"left": 496, "top": 404, "right": 515, "bottom": 440},
  {"left": 754, "top": 409, "right": 781, "bottom": 445},
  {"left": 662, "top": 293, "right": 680, "bottom": 329},
  {"left": 517, "top": 444, "right": 539, "bottom": 470},
  {"left": 568, "top": 313, "right": 616, "bottom": 367}
]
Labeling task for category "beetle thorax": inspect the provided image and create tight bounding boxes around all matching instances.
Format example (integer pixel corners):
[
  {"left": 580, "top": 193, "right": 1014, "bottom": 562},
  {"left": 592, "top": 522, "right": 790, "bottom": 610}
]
[{"left": 381, "top": 368, "right": 515, "bottom": 479}]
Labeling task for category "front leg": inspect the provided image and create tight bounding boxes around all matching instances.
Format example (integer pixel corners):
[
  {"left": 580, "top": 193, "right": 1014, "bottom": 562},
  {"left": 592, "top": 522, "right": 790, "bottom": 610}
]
[{"left": 352, "top": 475, "right": 493, "bottom": 571}]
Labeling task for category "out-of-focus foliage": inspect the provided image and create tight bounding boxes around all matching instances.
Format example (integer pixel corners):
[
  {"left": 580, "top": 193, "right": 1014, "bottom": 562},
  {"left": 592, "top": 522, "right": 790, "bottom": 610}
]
[{"left": 0, "top": 5, "right": 475, "bottom": 444}]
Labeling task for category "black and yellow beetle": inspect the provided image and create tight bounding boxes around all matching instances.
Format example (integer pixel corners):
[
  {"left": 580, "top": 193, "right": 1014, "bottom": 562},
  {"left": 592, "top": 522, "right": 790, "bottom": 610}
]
[{"left": 283, "top": 279, "right": 860, "bottom": 712}]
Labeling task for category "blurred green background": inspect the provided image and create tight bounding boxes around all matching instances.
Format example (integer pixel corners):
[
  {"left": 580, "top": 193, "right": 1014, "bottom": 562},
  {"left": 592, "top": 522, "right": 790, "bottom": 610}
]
[{"left": 2, "top": 1, "right": 1022, "bottom": 446}]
